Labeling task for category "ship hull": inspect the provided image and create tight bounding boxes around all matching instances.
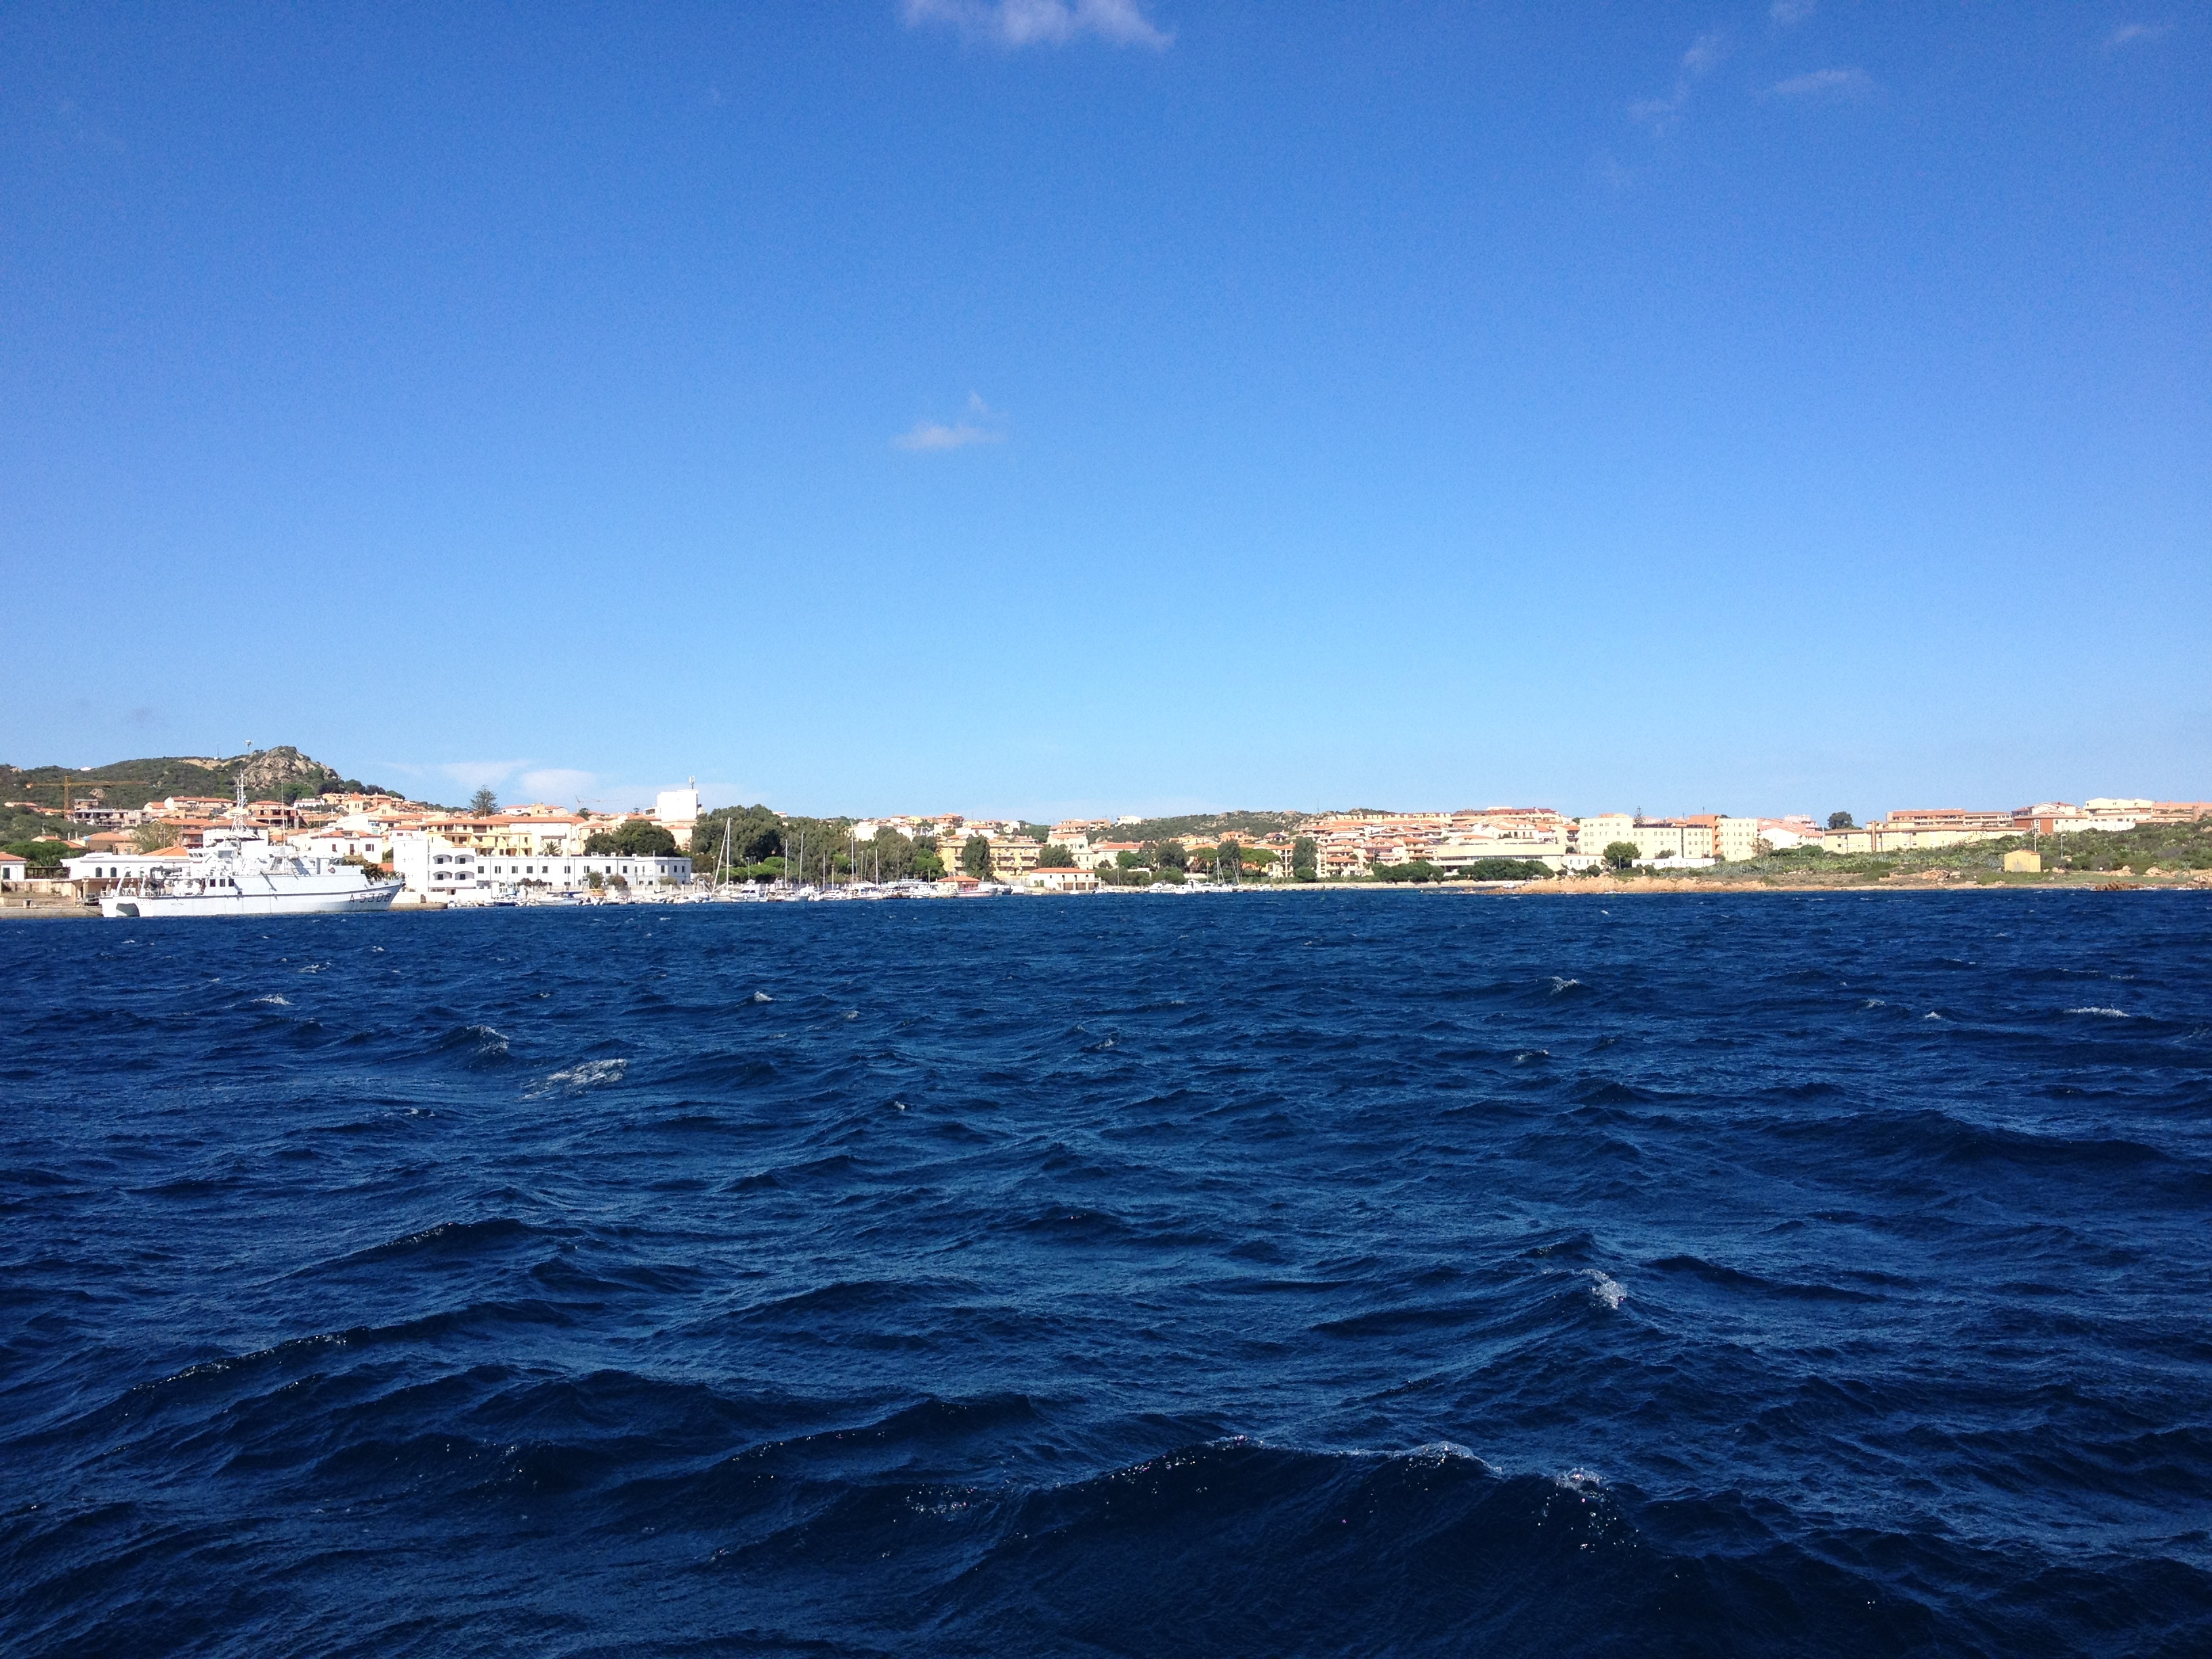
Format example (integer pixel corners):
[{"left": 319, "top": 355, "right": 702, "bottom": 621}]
[{"left": 102, "top": 882, "right": 404, "bottom": 920}]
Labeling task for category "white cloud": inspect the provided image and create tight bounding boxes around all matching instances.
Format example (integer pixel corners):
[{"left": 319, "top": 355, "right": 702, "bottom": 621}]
[
  {"left": 1770, "top": 0, "right": 1816, "bottom": 24},
  {"left": 1681, "top": 31, "right": 1728, "bottom": 75},
  {"left": 436, "top": 759, "right": 529, "bottom": 791},
  {"left": 1767, "top": 66, "right": 1871, "bottom": 99},
  {"left": 901, "top": 0, "right": 1172, "bottom": 50},
  {"left": 2105, "top": 22, "right": 2171, "bottom": 49},
  {"left": 520, "top": 768, "right": 598, "bottom": 802},
  {"left": 894, "top": 391, "right": 1005, "bottom": 452},
  {"left": 1631, "top": 31, "right": 1727, "bottom": 129}
]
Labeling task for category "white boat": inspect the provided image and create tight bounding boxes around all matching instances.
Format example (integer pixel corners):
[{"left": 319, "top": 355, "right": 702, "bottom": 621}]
[{"left": 101, "top": 779, "right": 404, "bottom": 920}]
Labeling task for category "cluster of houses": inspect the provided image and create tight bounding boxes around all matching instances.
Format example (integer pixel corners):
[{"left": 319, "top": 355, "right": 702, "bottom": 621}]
[
  {"left": 993, "top": 798, "right": 2202, "bottom": 882},
  {"left": 9, "top": 785, "right": 2207, "bottom": 903},
  {"left": 36, "top": 784, "right": 704, "bottom": 904}
]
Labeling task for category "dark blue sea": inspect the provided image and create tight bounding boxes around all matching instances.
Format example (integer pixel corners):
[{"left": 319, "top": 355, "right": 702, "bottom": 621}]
[{"left": 5, "top": 893, "right": 2210, "bottom": 1657}]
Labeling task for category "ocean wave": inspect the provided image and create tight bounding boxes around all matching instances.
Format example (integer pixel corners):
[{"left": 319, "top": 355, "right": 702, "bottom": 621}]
[
  {"left": 526, "top": 1057, "right": 628, "bottom": 1097},
  {"left": 10, "top": 895, "right": 2212, "bottom": 1658},
  {"left": 1581, "top": 1269, "right": 1628, "bottom": 1309},
  {"left": 433, "top": 1022, "right": 511, "bottom": 1065}
]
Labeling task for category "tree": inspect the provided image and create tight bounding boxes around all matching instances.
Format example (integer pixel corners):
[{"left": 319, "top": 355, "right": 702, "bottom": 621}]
[
  {"left": 1149, "top": 840, "right": 1187, "bottom": 871},
  {"left": 1603, "top": 840, "right": 1639, "bottom": 872},
  {"left": 1291, "top": 836, "right": 1318, "bottom": 881},
  {"left": 469, "top": 787, "right": 498, "bottom": 815},
  {"left": 1462, "top": 858, "right": 1551, "bottom": 882},
  {"left": 1038, "top": 842, "right": 1075, "bottom": 867},
  {"left": 1216, "top": 838, "right": 1242, "bottom": 883},
  {"left": 1115, "top": 848, "right": 1143, "bottom": 869},
  {"left": 961, "top": 834, "right": 993, "bottom": 877},
  {"left": 693, "top": 804, "right": 786, "bottom": 865},
  {"left": 1374, "top": 859, "right": 1443, "bottom": 883},
  {"left": 585, "top": 821, "right": 678, "bottom": 857},
  {"left": 133, "top": 821, "right": 181, "bottom": 854},
  {"left": 1828, "top": 811, "right": 1855, "bottom": 830}
]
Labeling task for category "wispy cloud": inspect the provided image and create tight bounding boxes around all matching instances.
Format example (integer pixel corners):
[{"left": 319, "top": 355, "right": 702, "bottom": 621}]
[
  {"left": 894, "top": 392, "right": 1005, "bottom": 453},
  {"left": 1766, "top": 66, "right": 1871, "bottom": 100},
  {"left": 901, "top": 0, "right": 1172, "bottom": 50},
  {"left": 1770, "top": 0, "right": 1816, "bottom": 24},
  {"left": 1631, "top": 31, "right": 1727, "bottom": 130},
  {"left": 436, "top": 760, "right": 530, "bottom": 791},
  {"left": 2105, "top": 22, "right": 2171, "bottom": 49},
  {"left": 520, "top": 768, "right": 598, "bottom": 802}
]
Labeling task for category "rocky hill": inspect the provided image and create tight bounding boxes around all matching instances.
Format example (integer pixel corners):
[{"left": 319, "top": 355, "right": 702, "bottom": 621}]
[{"left": 0, "top": 747, "right": 394, "bottom": 817}]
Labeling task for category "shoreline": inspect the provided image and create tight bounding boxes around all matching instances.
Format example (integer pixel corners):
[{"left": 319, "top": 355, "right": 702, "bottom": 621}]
[{"left": 6, "top": 876, "right": 2206, "bottom": 920}]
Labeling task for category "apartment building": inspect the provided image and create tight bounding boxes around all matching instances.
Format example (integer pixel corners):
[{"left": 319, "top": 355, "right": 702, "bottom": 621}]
[
  {"left": 390, "top": 835, "right": 483, "bottom": 899},
  {"left": 1079, "top": 840, "right": 1145, "bottom": 872},
  {"left": 1884, "top": 808, "right": 2018, "bottom": 834},
  {"left": 987, "top": 837, "right": 1041, "bottom": 879},
  {"left": 1574, "top": 815, "right": 1635, "bottom": 855}
]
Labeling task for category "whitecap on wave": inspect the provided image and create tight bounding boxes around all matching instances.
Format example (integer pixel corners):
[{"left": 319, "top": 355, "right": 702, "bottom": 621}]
[
  {"left": 2066, "top": 1006, "right": 2131, "bottom": 1018},
  {"left": 1399, "top": 1441, "right": 1489, "bottom": 1470},
  {"left": 252, "top": 994, "right": 291, "bottom": 1006},
  {"left": 527, "top": 1057, "right": 629, "bottom": 1097},
  {"left": 1580, "top": 1269, "right": 1627, "bottom": 1310}
]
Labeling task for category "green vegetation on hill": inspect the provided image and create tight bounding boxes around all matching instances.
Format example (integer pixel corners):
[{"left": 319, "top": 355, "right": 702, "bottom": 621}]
[
  {"left": 1662, "top": 821, "right": 2212, "bottom": 882},
  {"left": 1105, "top": 809, "right": 1313, "bottom": 843},
  {"left": 0, "top": 747, "right": 397, "bottom": 815}
]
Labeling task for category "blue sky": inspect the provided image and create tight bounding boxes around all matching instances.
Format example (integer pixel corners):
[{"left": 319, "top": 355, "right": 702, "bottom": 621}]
[{"left": 2, "top": 2, "right": 2205, "bottom": 819}]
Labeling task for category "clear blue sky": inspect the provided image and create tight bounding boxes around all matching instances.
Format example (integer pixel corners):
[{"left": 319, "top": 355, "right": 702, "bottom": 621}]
[{"left": 3, "top": 3, "right": 2205, "bottom": 820}]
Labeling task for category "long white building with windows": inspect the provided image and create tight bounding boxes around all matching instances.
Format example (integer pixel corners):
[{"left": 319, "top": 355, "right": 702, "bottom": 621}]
[{"left": 388, "top": 830, "right": 691, "bottom": 901}]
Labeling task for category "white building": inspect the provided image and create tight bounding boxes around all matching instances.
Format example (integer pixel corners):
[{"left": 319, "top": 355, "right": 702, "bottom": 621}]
[
  {"left": 388, "top": 830, "right": 691, "bottom": 901},
  {"left": 1713, "top": 817, "right": 1765, "bottom": 863},
  {"left": 473, "top": 850, "right": 692, "bottom": 897},
  {"left": 1019, "top": 867, "right": 1101, "bottom": 893},
  {"left": 1429, "top": 834, "right": 1571, "bottom": 872},
  {"left": 0, "top": 851, "right": 26, "bottom": 884},
  {"left": 1575, "top": 814, "right": 1636, "bottom": 855},
  {"left": 655, "top": 780, "right": 703, "bottom": 850},
  {"left": 390, "top": 834, "right": 483, "bottom": 901},
  {"left": 289, "top": 828, "right": 392, "bottom": 863},
  {"left": 1080, "top": 840, "right": 1145, "bottom": 872}
]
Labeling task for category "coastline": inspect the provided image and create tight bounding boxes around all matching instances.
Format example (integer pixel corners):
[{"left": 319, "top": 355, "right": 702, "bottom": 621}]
[{"left": 9, "top": 876, "right": 2207, "bottom": 919}]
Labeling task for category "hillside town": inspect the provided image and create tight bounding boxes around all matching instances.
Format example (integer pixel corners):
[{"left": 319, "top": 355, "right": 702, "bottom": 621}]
[{"left": 4, "top": 764, "right": 2208, "bottom": 907}]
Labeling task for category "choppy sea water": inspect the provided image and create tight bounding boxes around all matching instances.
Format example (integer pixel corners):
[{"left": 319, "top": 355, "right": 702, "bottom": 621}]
[{"left": 3, "top": 892, "right": 2209, "bottom": 1657}]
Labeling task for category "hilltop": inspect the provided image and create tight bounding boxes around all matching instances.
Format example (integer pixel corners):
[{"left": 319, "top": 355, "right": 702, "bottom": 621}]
[
  {"left": 0, "top": 747, "right": 396, "bottom": 827},
  {"left": 1090, "top": 809, "right": 1326, "bottom": 844}
]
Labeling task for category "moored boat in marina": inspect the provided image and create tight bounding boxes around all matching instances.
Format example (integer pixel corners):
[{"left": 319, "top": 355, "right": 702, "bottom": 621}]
[{"left": 99, "top": 779, "right": 404, "bottom": 919}]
